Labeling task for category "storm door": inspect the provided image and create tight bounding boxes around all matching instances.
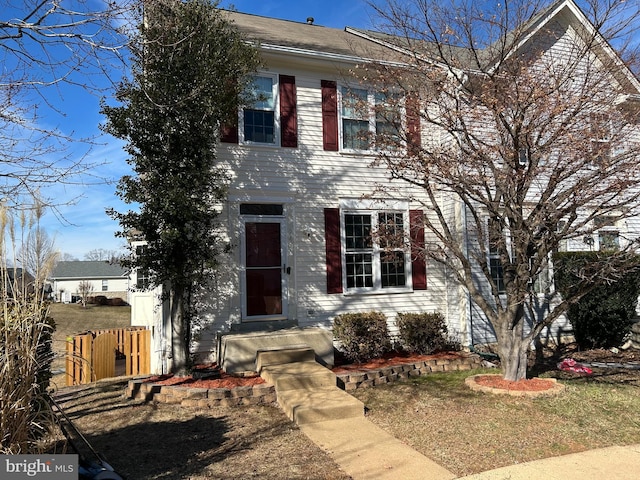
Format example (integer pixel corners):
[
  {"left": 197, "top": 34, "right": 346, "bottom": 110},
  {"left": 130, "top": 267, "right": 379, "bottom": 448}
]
[{"left": 241, "top": 211, "right": 287, "bottom": 319}]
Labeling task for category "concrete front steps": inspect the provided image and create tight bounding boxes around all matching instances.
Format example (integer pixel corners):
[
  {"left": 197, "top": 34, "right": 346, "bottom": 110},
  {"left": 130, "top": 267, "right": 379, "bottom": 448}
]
[{"left": 257, "top": 346, "right": 365, "bottom": 425}]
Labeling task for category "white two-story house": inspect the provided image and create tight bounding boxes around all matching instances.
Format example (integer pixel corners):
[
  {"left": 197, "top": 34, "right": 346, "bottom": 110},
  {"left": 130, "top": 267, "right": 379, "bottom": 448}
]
[{"left": 130, "top": 1, "right": 640, "bottom": 374}]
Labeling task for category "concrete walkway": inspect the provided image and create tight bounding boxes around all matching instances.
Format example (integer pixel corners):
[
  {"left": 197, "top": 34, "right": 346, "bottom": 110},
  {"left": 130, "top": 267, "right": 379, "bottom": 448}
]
[
  {"left": 301, "top": 417, "right": 455, "bottom": 480},
  {"left": 257, "top": 348, "right": 640, "bottom": 480}
]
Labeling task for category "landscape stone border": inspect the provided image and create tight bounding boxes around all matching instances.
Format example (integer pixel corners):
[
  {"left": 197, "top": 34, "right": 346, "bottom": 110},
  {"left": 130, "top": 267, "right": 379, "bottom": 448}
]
[
  {"left": 126, "top": 352, "right": 484, "bottom": 408},
  {"left": 126, "top": 380, "right": 277, "bottom": 407},
  {"left": 336, "top": 353, "right": 483, "bottom": 391}
]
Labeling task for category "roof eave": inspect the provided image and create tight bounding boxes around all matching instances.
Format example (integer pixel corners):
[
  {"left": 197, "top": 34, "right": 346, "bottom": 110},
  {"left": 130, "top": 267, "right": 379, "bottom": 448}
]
[{"left": 259, "top": 42, "right": 408, "bottom": 68}]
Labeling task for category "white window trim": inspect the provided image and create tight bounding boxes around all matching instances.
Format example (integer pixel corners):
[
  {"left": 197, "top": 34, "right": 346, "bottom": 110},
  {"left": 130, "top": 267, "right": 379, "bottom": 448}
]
[
  {"left": 339, "top": 199, "right": 413, "bottom": 294},
  {"left": 338, "top": 85, "right": 405, "bottom": 154},
  {"left": 593, "top": 215, "right": 622, "bottom": 251},
  {"left": 239, "top": 72, "right": 281, "bottom": 147}
]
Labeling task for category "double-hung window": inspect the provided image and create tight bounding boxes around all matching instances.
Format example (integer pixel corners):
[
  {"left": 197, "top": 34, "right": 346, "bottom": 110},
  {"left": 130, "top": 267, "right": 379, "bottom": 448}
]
[
  {"left": 340, "top": 86, "right": 401, "bottom": 152},
  {"left": 135, "top": 244, "right": 150, "bottom": 290},
  {"left": 488, "top": 219, "right": 506, "bottom": 293},
  {"left": 590, "top": 112, "right": 611, "bottom": 164},
  {"left": 343, "top": 207, "right": 410, "bottom": 292},
  {"left": 242, "top": 74, "right": 278, "bottom": 145},
  {"left": 341, "top": 87, "right": 370, "bottom": 150},
  {"left": 595, "top": 215, "right": 620, "bottom": 251}
]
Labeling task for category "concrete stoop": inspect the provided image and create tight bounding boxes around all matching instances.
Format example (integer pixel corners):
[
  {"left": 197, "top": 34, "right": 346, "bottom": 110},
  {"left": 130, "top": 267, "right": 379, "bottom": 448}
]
[{"left": 257, "top": 347, "right": 365, "bottom": 425}]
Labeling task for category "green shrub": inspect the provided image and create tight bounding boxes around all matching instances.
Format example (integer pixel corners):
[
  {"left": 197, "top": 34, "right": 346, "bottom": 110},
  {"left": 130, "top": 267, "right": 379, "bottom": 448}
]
[
  {"left": 396, "top": 312, "right": 451, "bottom": 354},
  {"left": 93, "top": 295, "right": 108, "bottom": 305},
  {"left": 554, "top": 252, "right": 640, "bottom": 349},
  {"left": 333, "top": 311, "right": 392, "bottom": 363}
]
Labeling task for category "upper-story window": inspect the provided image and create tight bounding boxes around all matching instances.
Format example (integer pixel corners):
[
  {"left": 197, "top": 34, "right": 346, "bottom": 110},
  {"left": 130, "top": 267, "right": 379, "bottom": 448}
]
[
  {"left": 340, "top": 86, "right": 401, "bottom": 152},
  {"left": 135, "top": 244, "right": 150, "bottom": 290},
  {"left": 241, "top": 74, "right": 279, "bottom": 145},
  {"left": 222, "top": 74, "right": 297, "bottom": 147},
  {"left": 590, "top": 112, "right": 611, "bottom": 164}
]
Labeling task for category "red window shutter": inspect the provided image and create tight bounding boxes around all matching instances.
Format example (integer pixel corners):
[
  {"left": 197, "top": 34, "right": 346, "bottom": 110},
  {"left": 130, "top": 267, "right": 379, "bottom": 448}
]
[
  {"left": 324, "top": 208, "right": 343, "bottom": 294},
  {"left": 279, "top": 75, "right": 298, "bottom": 148},
  {"left": 410, "top": 209, "right": 427, "bottom": 290},
  {"left": 406, "top": 93, "right": 421, "bottom": 152},
  {"left": 220, "top": 124, "right": 238, "bottom": 143},
  {"left": 321, "top": 80, "right": 339, "bottom": 151}
]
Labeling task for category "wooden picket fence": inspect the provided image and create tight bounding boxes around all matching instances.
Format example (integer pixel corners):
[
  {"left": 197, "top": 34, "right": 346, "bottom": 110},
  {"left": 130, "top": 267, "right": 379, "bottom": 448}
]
[{"left": 66, "top": 327, "right": 151, "bottom": 386}]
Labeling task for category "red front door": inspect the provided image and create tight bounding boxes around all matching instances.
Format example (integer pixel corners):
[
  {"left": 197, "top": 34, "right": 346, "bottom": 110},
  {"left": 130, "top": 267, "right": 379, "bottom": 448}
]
[{"left": 244, "top": 221, "right": 283, "bottom": 317}]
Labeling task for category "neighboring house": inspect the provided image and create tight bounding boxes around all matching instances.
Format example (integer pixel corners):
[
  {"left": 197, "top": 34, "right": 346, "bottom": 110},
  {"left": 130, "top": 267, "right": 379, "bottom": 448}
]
[
  {"left": 130, "top": 1, "right": 640, "bottom": 374},
  {"left": 49, "top": 261, "right": 130, "bottom": 304},
  {"left": 2, "top": 268, "right": 37, "bottom": 298}
]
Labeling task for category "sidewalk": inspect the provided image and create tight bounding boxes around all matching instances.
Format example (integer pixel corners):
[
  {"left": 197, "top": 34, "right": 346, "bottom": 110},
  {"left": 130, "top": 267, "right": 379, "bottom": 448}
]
[
  {"left": 457, "top": 444, "right": 640, "bottom": 480},
  {"left": 300, "top": 417, "right": 456, "bottom": 480}
]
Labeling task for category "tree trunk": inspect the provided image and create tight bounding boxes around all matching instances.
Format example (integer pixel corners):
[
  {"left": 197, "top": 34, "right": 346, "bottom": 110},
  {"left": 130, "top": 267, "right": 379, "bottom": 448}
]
[
  {"left": 169, "top": 285, "right": 189, "bottom": 374},
  {"left": 495, "top": 311, "right": 530, "bottom": 381}
]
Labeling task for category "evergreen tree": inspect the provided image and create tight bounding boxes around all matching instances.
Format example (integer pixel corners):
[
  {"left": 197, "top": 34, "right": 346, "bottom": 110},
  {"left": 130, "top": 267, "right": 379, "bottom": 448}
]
[{"left": 102, "top": 0, "right": 259, "bottom": 373}]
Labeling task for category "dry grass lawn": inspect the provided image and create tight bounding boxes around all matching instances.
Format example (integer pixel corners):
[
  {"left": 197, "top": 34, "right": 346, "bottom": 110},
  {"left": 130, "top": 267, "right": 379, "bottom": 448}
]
[
  {"left": 47, "top": 303, "right": 350, "bottom": 479},
  {"left": 50, "top": 379, "right": 351, "bottom": 480},
  {"left": 46, "top": 304, "right": 640, "bottom": 478},
  {"left": 353, "top": 368, "right": 640, "bottom": 477}
]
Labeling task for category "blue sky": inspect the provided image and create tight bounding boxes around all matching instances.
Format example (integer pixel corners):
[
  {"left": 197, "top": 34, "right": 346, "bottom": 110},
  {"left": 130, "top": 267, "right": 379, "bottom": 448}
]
[
  {"left": 35, "top": 0, "right": 638, "bottom": 259},
  {"left": 37, "top": 0, "right": 373, "bottom": 260}
]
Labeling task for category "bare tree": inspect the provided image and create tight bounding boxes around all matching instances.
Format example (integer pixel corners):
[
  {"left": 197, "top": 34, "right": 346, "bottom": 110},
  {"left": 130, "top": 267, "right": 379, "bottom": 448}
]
[
  {"left": 16, "top": 202, "right": 59, "bottom": 291},
  {"left": 84, "top": 248, "right": 123, "bottom": 263},
  {"left": 0, "top": 0, "right": 134, "bottom": 207},
  {"left": 361, "top": 0, "right": 640, "bottom": 380},
  {"left": 77, "top": 279, "right": 94, "bottom": 308}
]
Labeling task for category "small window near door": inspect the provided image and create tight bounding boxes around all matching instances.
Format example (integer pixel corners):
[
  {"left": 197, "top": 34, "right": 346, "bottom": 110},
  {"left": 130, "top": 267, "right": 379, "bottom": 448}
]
[
  {"left": 101, "top": 280, "right": 108, "bottom": 292},
  {"left": 240, "top": 204, "right": 284, "bottom": 216}
]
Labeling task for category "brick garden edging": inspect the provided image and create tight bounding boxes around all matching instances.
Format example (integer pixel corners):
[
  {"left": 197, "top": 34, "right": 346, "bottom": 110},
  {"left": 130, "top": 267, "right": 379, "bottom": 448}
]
[
  {"left": 126, "top": 352, "right": 483, "bottom": 407},
  {"left": 335, "top": 353, "right": 483, "bottom": 391},
  {"left": 126, "top": 380, "right": 277, "bottom": 407}
]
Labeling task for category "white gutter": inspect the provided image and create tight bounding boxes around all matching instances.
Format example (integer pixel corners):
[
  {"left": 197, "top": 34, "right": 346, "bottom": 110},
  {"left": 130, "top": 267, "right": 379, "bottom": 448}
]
[{"left": 258, "top": 41, "right": 408, "bottom": 68}]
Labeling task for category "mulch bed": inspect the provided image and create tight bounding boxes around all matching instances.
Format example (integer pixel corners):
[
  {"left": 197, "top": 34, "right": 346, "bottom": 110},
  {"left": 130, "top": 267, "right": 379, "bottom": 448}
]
[
  {"left": 473, "top": 375, "right": 557, "bottom": 392},
  {"left": 145, "top": 365, "right": 265, "bottom": 389},
  {"left": 332, "top": 351, "right": 462, "bottom": 373},
  {"left": 145, "top": 351, "right": 460, "bottom": 389},
  {"left": 143, "top": 346, "right": 640, "bottom": 391}
]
